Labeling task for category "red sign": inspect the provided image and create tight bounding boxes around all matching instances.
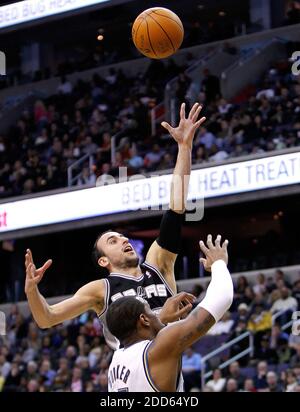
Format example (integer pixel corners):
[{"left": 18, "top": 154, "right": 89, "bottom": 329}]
[{"left": 0, "top": 211, "right": 7, "bottom": 227}]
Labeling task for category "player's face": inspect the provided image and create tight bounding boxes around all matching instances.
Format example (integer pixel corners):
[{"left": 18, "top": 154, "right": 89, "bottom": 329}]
[{"left": 97, "top": 231, "right": 139, "bottom": 269}]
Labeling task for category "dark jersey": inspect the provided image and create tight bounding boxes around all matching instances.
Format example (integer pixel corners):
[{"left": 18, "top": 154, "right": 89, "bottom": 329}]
[{"left": 98, "top": 261, "right": 174, "bottom": 350}]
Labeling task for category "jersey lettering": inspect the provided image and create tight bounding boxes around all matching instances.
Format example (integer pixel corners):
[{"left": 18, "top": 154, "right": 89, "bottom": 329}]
[
  {"left": 108, "top": 364, "right": 131, "bottom": 389},
  {"left": 101, "top": 263, "right": 173, "bottom": 350},
  {"left": 111, "top": 284, "right": 167, "bottom": 302},
  {"left": 123, "top": 289, "right": 136, "bottom": 297}
]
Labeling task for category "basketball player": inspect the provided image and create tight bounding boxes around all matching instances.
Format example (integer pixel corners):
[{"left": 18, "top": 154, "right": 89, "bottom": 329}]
[
  {"left": 106, "top": 234, "right": 233, "bottom": 392},
  {"left": 25, "top": 102, "right": 206, "bottom": 349}
]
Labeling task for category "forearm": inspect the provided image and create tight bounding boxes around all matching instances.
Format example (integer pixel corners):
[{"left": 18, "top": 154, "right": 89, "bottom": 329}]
[
  {"left": 170, "top": 145, "right": 191, "bottom": 213},
  {"left": 170, "top": 260, "right": 233, "bottom": 352},
  {"left": 26, "top": 287, "right": 52, "bottom": 328},
  {"left": 199, "top": 260, "right": 233, "bottom": 322}
]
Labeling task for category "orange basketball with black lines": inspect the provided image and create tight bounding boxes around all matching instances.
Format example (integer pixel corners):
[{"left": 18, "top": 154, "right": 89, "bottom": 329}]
[{"left": 132, "top": 7, "right": 184, "bottom": 59}]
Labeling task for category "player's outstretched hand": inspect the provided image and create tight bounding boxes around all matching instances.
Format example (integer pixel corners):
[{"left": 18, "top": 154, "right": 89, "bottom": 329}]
[
  {"left": 25, "top": 249, "right": 52, "bottom": 294},
  {"left": 161, "top": 102, "right": 206, "bottom": 150},
  {"left": 159, "top": 292, "right": 196, "bottom": 324},
  {"left": 199, "top": 234, "right": 228, "bottom": 272}
]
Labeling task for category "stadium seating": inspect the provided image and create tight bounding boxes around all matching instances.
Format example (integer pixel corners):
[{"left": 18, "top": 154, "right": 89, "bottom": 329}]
[
  {"left": 0, "top": 266, "right": 299, "bottom": 392},
  {"left": 1, "top": 44, "right": 300, "bottom": 200}
]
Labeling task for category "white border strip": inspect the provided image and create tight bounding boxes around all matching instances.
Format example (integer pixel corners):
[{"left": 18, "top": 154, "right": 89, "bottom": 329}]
[
  {"left": 0, "top": 0, "right": 109, "bottom": 29},
  {"left": 0, "top": 152, "right": 299, "bottom": 233}
]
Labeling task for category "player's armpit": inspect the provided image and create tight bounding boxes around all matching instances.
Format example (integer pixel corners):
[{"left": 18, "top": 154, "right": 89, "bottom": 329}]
[{"left": 47, "top": 279, "right": 105, "bottom": 327}]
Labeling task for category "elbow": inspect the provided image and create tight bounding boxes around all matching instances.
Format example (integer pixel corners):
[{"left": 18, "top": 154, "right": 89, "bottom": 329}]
[
  {"left": 37, "top": 321, "right": 51, "bottom": 329},
  {"left": 36, "top": 318, "right": 52, "bottom": 329},
  {"left": 37, "top": 307, "right": 57, "bottom": 329}
]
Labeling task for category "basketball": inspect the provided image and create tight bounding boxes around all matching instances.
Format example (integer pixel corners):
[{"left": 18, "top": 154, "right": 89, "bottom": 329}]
[{"left": 132, "top": 7, "right": 184, "bottom": 59}]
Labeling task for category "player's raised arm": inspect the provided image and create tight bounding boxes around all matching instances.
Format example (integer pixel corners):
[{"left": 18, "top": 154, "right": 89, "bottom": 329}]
[
  {"left": 163, "top": 102, "right": 206, "bottom": 213},
  {"left": 148, "top": 235, "right": 233, "bottom": 378},
  {"left": 25, "top": 249, "right": 105, "bottom": 328},
  {"left": 146, "top": 103, "right": 206, "bottom": 292}
]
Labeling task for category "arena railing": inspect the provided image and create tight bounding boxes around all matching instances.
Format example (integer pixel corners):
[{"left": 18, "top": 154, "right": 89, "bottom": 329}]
[
  {"left": 67, "top": 152, "right": 95, "bottom": 187},
  {"left": 199, "top": 308, "right": 294, "bottom": 391},
  {"left": 67, "top": 128, "right": 130, "bottom": 186},
  {"left": 0, "top": 23, "right": 297, "bottom": 138},
  {"left": 150, "top": 101, "right": 165, "bottom": 136},
  {"left": 150, "top": 23, "right": 300, "bottom": 131},
  {"left": 165, "top": 47, "right": 239, "bottom": 124},
  {"left": 110, "top": 129, "right": 130, "bottom": 165},
  {"left": 200, "top": 331, "right": 254, "bottom": 390},
  {"left": 221, "top": 37, "right": 288, "bottom": 100}
]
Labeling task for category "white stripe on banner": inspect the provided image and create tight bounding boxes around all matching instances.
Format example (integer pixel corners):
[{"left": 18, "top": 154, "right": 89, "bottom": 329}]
[
  {"left": 0, "top": 152, "right": 299, "bottom": 233},
  {"left": 0, "top": 0, "right": 109, "bottom": 29}
]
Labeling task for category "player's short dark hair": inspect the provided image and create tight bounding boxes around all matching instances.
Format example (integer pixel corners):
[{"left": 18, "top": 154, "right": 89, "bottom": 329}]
[
  {"left": 106, "top": 296, "right": 146, "bottom": 342},
  {"left": 92, "top": 229, "right": 114, "bottom": 276}
]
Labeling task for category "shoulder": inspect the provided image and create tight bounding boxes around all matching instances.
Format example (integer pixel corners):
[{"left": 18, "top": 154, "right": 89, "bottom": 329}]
[
  {"left": 76, "top": 279, "right": 106, "bottom": 300},
  {"left": 84, "top": 279, "right": 108, "bottom": 314},
  {"left": 141, "top": 261, "right": 159, "bottom": 272},
  {"left": 142, "top": 261, "right": 166, "bottom": 281}
]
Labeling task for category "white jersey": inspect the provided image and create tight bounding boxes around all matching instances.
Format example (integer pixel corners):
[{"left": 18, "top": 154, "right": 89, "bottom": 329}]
[{"left": 108, "top": 340, "right": 184, "bottom": 392}]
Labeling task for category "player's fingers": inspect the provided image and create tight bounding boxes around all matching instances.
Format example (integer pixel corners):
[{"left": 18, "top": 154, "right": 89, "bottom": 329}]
[
  {"left": 25, "top": 252, "right": 30, "bottom": 268},
  {"left": 161, "top": 121, "right": 172, "bottom": 133},
  {"left": 175, "top": 291, "right": 195, "bottom": 300},
  {"left": 177, "top": 303, "right": 193, "bottom": 318},
  {"left": 31, "top": 264, "right": 37, "bottom": 277},
  {"left": 215, "top": 234, "right": 222, "bottom": 248},
  {"left": 34, "top": 272, "right": 44, "bottom": 283},
  {"left": 36, "top": 259, "right": 52, "bottom": 276},
  {"left": 199, "top": 240, "right": 209, "bottom": 255},
  {"left": 191, "top": 104, "right": 202, "bottom": 122},
  {"left": 188, "top": 102, "right": 199, "bottom": 119},
  {"left": 183, "top": 298, "right": 195, "bottom": 308},
  {"left": 207, "top": 234, "right": 214, "bottom": 249},
  {"left": 193, "top": 116, "right": 206, "bottom": 129},
  {"left": 27, "top": 263, "right": 34, "bottom": 279},
  {"left": 222, "top": 239, "right": 229, "bottom": 250},
  {"left": 180, "top": 102, "right": 186, "bottom": 120},
  {"left": 199, "top": 257, "right": 207, "bottom": 266},
  {"left": 40, "top": 259, "right": 52, "bottom": 274},
  {"left": 182, "top": 292, "right": 196, "bottom": 304},
  {"left": 171, "top": 292, "right": 188, "bottom": 304},
  {"left": 176, "top": 292, "right": 196, "bottom": 305},
  {"left": 27, "top": 249, "right": 34, "bottom": 264},
  {"left": 26, "top": 262, "right": 30, "bottom": 277}
]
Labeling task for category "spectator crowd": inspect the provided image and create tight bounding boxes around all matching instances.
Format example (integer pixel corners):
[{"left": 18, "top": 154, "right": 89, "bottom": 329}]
[
  {"left": 0, "top": 268, "right": 299, "bottom": 392},
  {"left": 1, "top": 46, "right": 300, "bottom": 200}
]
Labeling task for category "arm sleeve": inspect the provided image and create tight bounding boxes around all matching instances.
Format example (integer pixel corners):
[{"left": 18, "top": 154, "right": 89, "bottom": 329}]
[
  {"left": 198, "top": 260, "right": 233, "bottom": 322},
  {"left": 156, "top": 209, "right": 184, "bottom": 254}
]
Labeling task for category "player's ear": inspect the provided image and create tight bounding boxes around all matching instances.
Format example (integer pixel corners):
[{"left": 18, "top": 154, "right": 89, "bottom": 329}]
[
  {"left": 98, "top": 256, "right": 109, "bottom": 268},
  {"left": 139, "top": 313, "right": 150, "bottom": 327}
]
